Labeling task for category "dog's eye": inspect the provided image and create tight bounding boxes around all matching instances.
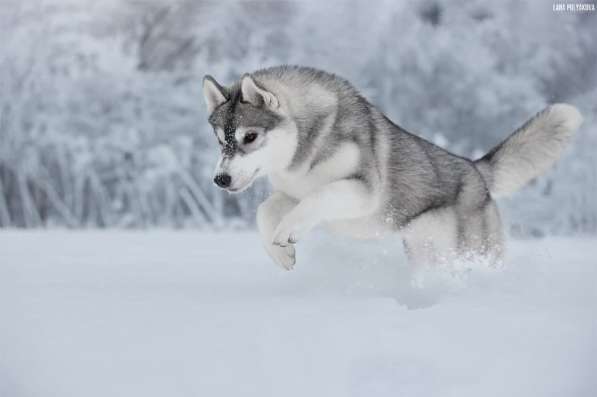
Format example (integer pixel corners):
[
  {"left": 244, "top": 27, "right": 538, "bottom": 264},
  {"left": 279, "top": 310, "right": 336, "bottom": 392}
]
[{"left": 243, "top": 132, "right": 258, "bottom": 145}]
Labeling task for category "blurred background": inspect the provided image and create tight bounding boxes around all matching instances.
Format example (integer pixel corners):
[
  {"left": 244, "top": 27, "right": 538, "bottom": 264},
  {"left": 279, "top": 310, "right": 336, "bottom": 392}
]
[{"left": 0, "top": 0, "right": 595, "bottom": 236}]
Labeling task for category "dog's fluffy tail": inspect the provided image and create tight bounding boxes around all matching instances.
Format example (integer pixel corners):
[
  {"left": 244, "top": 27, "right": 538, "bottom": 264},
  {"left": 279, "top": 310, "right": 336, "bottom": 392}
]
[{"left": 475, "top": 104, "right": 582, "bottom": 198}]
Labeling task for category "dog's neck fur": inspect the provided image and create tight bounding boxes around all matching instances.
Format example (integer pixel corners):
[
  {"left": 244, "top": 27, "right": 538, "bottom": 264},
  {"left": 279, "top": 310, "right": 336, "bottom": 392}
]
[
  {"left": 253, "top": 70, "right": 360, "bottom": 184},
  {"left": 250, "top": 76, "right": 358, "bottom": 199}
]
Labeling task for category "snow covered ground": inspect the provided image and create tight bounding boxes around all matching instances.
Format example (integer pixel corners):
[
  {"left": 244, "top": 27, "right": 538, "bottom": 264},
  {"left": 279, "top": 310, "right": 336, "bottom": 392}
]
[{"left": 1, "top": 230, "right": 596, "bottom": 397}]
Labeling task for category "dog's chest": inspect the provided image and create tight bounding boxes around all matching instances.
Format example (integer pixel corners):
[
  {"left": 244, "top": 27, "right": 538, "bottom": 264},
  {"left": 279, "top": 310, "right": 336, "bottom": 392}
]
[
  {"left": 269, "top": 171, "right": 328, "bottom": 199},
  {"left": 269, "top": 141, "right": 361, "bottom": 199}
]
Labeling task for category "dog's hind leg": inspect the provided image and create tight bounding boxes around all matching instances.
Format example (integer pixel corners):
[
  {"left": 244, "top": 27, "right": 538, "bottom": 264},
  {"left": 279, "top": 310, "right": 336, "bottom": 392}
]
[
  {"left": 484, "top": 201, "right": 505, "bottom": 265},
  {"left": 257, "top": 191, "right": 298, "bottom": 270},
  {"left": 401, "top": 207, "right": 460, "bottom": 266},
  {"left": 402, "top": 236, "right": 439, "bottom": 267},
  {"left": 457, "top": 200, "right": 504, "bottom": 265}
]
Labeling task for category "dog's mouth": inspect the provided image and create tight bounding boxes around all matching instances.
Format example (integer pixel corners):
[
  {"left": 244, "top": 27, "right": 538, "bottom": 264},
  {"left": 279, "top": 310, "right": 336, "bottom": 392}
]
[{"left": 226, "top": 169, "right": 260, "bottom": 193}]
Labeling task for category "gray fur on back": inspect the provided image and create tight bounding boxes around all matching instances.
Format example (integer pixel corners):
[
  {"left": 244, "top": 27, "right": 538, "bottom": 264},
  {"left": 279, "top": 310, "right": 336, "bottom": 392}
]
[{"left": 383, "top": 128, "right": 489, "bottom": 228}]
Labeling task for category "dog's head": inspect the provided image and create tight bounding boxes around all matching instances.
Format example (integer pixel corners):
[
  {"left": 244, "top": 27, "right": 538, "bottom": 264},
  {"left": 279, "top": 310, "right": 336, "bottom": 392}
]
[{"left": 202, "top": 74, "right": 283, "bottom": 193}]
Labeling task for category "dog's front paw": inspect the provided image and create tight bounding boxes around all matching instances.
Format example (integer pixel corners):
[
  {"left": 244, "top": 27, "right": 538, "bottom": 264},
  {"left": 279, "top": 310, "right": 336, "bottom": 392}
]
[
  {"left": 265, "top": 243, "right": 296, "bottom": 270},
  {"left": 272, "top": 219, "right": 303, "bottom": 247}
]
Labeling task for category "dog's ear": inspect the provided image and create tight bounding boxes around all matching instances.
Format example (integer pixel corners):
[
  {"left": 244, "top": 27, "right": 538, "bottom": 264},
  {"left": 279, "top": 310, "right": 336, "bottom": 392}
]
[
  {"left": 203, "top": 75, "right": 228, "bottom": 114},
  {"left": 240, "top": 74, "right": 279, "bottom": 109}
]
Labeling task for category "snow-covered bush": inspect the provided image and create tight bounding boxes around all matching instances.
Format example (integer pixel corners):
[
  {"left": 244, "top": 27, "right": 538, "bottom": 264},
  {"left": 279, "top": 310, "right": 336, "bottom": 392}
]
[{"left": 0, "top": 0, "right": 595, "bottom": 234}]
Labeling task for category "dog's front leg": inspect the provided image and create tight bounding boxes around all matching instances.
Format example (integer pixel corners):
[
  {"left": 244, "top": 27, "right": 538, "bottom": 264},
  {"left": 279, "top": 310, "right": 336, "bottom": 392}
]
[
  {"left": 257, "top": 191, "right": 298, "bottom": 270},
  {"left": 272, "top": 179, "right": 376, "bottom": 247}
]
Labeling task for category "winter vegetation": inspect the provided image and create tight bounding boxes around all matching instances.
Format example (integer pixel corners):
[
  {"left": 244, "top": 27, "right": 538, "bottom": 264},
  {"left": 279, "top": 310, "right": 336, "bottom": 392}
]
[{"left": 0, "top": 0, "right": 595, "bottom": 235}]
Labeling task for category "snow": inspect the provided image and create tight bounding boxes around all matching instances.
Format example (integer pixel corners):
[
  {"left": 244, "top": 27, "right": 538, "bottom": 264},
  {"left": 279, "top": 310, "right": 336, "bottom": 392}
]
[{"left": 1, "top": 231, "right": 596, "bottom": 396}]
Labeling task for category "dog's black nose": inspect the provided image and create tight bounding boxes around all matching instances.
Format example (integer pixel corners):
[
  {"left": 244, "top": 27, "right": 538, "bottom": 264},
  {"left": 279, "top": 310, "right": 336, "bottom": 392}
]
[{"left": 214, "top": 174, "right": 232, "bottom": 188}]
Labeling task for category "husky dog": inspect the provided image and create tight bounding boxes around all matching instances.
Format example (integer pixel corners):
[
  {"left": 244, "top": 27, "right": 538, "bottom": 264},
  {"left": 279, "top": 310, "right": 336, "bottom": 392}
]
[{"left": 202, "top": 66, "right": 582, "bottom": 269}]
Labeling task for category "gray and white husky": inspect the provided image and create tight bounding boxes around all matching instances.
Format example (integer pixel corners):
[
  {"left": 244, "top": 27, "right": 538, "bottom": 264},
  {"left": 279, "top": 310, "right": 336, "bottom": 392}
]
[{"left": 202, "top": 66, "right": 582, "bottom": 269}]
